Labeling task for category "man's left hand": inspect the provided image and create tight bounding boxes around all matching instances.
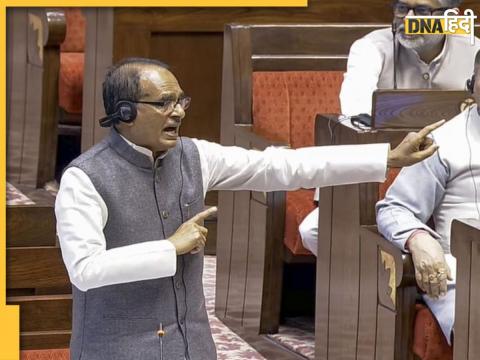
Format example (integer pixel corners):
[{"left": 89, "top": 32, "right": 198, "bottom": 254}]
[{"left": 407, "top": 231, "right": 452, "bottom": 298}]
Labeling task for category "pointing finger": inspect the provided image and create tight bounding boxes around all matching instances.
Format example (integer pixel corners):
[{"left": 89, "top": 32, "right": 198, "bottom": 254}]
[
  {"left": 417, "top": 120, "right": 446, "bottom": 139},
  {"left": 188, "top": 206, "right": 218, "bottom": 224}
]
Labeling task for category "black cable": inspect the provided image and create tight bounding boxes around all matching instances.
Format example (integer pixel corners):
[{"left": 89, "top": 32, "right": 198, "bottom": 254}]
[
  {"left": 392, "top": 20, "right": 398, "bottom": 90},
  {"left": 328, "top": 116, "right": 357, "bottom": 144},
  {"left": 465, "top": 106, "right": 480, "bottom": 220},
  {"left": 179, "top": 137, "right": 185, "bottom": 222}
]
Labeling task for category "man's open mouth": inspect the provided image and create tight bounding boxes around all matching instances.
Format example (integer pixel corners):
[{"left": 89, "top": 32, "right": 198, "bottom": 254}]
[{"left": 163, "top": 126, "right": 179, "bottom": 137}]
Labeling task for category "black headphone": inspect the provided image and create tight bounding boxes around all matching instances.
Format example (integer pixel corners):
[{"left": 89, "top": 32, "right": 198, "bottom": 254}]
[
  {"left": 466, "top": 74, "right": 476, "bottom": 94},
  {"left": 99, "top": 100, "right": 138, "bottom": 127}
]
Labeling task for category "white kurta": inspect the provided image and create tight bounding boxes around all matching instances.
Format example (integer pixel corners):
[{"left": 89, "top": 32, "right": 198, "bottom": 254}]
[
  {"left": 340, "top": 28, "right": 480, "bottom": 116},
  {"left": 56, "top": 138, "right": 389, "bottom": 292}
]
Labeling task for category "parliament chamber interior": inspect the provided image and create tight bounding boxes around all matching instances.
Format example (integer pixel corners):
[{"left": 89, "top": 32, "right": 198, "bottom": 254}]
[{"left": 5, "top": 2, "right": 480, "bottom": 359}]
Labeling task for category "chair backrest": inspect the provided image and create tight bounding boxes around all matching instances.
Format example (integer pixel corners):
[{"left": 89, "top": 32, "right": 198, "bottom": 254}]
[
  {"left": 252, "top": 71, "right": 344, "bottom": 147},
  {"left": 221, "top": 23, "right": 389, "bottom": 146}
]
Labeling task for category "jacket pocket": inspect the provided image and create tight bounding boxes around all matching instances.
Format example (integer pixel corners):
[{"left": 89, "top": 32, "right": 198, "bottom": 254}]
[{"left": 183, "top": 196, "right": 203, "bottom": 220}]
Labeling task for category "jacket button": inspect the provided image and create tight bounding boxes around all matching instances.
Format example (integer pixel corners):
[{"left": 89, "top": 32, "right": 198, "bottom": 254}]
[
  {"left": 175, "top": 280, "right": 182, "bottom": 289},
  {"left": 157, "top": 329, "right": 165, "bottom": 337},
  {"left": 423, "top": 72, "right": 430, "bottom": 80},
  {"left": 161, "top": 210, "right": 169, "bottom": 219}
]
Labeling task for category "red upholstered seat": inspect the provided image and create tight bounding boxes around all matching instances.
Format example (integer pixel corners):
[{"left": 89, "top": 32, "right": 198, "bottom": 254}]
[
  {"left": 252, "top": 71, "right": 344, "bottom": 255},
  {"left": 59, "top": 52, "right": 84, "bottom": 115},
  {"left": 21, "top": 349, "right": 69, "bottom": 360},
  {"left": 413, "top": 304, "right": 453, "bottom": 360},
  {"left": 285, "top": 189, "right": 317, "bottom": 255},
  {"left": 59, "top": 8, "right": 85, "bottom": 118}
]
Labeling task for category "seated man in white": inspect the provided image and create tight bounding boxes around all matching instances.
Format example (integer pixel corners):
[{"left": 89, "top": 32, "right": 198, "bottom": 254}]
[
  {"left": 341, "top": 0, "right": 479, "bottom": 117},
  {"left": 299, "top": 0, "right": 480, "bottom": 255},
  {"left": 375, "top": 51, "right": 480, "bottom": 344}
]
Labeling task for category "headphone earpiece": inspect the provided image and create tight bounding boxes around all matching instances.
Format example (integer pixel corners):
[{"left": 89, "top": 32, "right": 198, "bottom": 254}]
[
  {"left": 467, "top": 74, "right": 476, "bottom": 94},
  {"left": 99, "top": 100, "right": 137, "bottom": 128},
  {"left": 115, "top": 101, "right": 137, "bottom": 123}
]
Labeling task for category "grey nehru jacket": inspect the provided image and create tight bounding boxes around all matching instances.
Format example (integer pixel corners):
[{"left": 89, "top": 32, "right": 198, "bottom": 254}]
[
  {"left": 67, "top": 129, "right": 216, "bottom": 360},
  {"left": 340, "top": 28, "right": 480, "bottom": 116}
]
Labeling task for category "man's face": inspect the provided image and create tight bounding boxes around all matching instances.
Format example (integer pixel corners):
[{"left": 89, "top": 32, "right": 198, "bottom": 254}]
[
  {"left": 119, "top": 66, "right": 186, "bottom": 154},
  {"left": 393, "top": 0, "right": 448, "bottom": 52}
]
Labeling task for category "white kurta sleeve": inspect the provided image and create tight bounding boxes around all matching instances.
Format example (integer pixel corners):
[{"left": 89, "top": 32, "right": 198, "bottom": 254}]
[
  {"left": 376, "top": 152, "right": 448, "bottom": 251},
  {"left": 192, "top": 139, "right": 389, "bottom": 193},
  {"left": 55, "top": 167, "right": 177, "bottom": 292},
  {"left": 339, "top": 37, "right": 384, "bottom": 117}
]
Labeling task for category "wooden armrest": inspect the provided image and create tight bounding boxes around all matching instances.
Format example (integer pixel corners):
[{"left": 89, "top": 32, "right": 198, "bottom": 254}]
[
  {"left": 45, "top": 9, "right": 66, "bottom": 46},
  {"left": 360, "top": 226, "right": 416, "bottom": 288},
  {"left": 233, "top": 125, "right": 289, "bottom": 150},
  {"left": 451, "top": 218, "right": 480, "bottom": 256},
  {"left": 27, "top": 9, "right": 66, "bottom": 67}
]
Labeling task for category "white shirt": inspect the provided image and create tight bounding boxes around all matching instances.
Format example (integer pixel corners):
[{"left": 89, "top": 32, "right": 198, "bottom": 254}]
[
  {"left": 56, "top": 137, "right": 389, "bottom": 292},
  {"left": 377, "top": 106, "right": 480, "bottom": 253},
  {"left": 340, "top": 28, "right": 480, "bottom": 116}
]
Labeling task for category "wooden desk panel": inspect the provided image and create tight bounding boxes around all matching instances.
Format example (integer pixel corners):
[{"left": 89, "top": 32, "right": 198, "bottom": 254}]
[{"left": 451, "top": 219, "right": 480, "bottom": 360}]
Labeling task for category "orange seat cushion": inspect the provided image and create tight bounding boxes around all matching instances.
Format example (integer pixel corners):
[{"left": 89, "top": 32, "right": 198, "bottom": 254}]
[
  {"left": 413, "top": 304, "right": 453, "bottom": 360},
  {"left": 252, "top": 71, "right": 344, "bottom": 255},
  {"left": 285, "top": 72, "right": 343, "bottom": 148},
  {"left": 59, "top": 52, "right": 84, "bottom": 115},
  {"left": 21, "top": 349, "right": 69, "bottom": 360},
  {"left": 252, "top": 72, "right": 290, "bottom": 144},
  {"left": 284, "top": 189, "right": 317, "bottom": 255},
  {"left": 59, "top": 8, "right": 85, "bottom": 116},
  {"left": 61, "top": 8, "right": 85, "bottom": 53}
]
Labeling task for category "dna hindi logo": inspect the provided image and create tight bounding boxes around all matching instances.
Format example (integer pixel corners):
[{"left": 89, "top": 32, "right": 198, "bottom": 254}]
[{"left": 404, "top": 9, "right": 477, "bottom": 45}]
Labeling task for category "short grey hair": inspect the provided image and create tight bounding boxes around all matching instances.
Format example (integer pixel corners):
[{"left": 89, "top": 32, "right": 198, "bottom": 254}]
[{"left": 438, "top": 0, "right": 463, "bottom": 7}]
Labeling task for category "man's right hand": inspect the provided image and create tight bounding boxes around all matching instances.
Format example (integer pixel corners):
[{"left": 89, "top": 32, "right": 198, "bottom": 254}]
[
  {"left": 407, "top": 231, "right": 452, "bottom": 299},
  {"left": 387, "top": 120, "right": 445, "bottom": 168},
  {"left": 168, "top": 207, "right": 218, "bottom": 255}
]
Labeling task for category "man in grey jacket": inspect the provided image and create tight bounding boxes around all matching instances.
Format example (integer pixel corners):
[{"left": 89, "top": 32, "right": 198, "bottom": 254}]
[{"left": 55, "top": 57, "right": 443, "bottom": 359}]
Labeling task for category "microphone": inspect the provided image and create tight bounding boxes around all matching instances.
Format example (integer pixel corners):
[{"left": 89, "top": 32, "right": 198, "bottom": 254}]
[{"left": 392, "top": 20, "right": 398, "bottom": 90}]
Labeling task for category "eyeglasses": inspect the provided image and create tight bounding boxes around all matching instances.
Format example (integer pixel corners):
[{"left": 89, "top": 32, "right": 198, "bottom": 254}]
[
  {"left": 393, "top": 2, "right": 449, "bottom": 17},
  {"left": 134, "top": 96, "right": 191, "bottom": 114}
]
